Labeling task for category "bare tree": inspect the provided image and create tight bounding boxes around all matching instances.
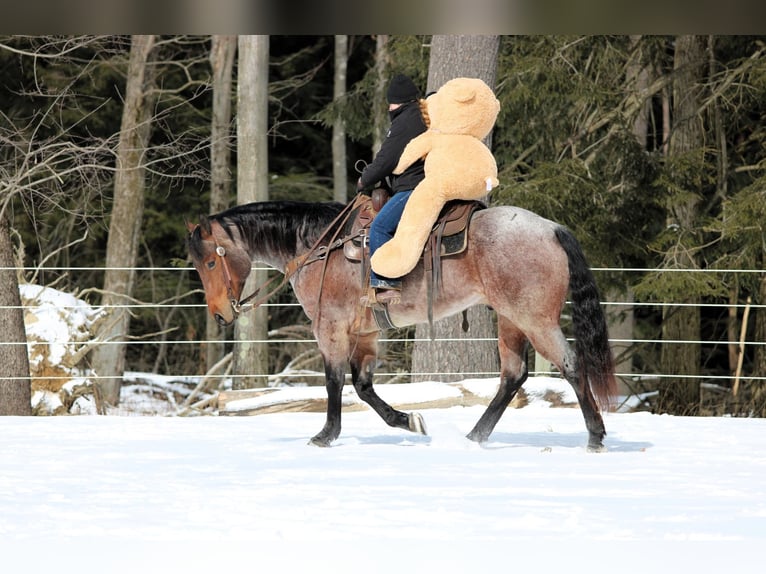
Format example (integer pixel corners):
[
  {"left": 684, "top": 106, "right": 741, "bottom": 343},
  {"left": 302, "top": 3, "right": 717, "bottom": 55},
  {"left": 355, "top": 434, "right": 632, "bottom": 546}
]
[
  {"left": 90, "top": 35, "right": 158, "bottom": 409},
  {"left": 332, "top": 35, "right": 348, "bottom": 203},
  {"left": 411, "top": 35, "right": 501, "bottom": 383},
  {"left": 372, "top": 35, "right": 390, "bottom": 155},
  {"left": 0, "top": 217, "right": 31, "bottom": 415},
  {"left": 232, "top": 35, "right": 269, "bottom": 388},
  {"left": 0, "top": 36, "right": 117, "bottom": 415},
  {"left": 205, "top": 35, "right": 237, "bottom": 373}
]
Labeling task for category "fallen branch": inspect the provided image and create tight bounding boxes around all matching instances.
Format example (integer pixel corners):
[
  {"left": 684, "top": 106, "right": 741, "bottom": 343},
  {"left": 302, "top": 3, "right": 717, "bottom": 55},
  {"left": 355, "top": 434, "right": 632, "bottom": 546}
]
[{"left": 177, "top": 352, "right": 232, "bottom": 416}]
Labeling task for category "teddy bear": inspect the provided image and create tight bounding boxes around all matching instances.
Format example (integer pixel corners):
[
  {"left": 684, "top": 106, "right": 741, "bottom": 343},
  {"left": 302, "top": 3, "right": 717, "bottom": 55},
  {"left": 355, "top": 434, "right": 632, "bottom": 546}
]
[{"left": 370, "top": 77, "right": 501, "bottom": 279}]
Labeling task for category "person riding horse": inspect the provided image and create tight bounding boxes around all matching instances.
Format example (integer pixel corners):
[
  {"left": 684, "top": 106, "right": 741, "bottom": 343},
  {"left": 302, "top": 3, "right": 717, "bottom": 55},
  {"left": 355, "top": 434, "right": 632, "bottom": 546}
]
[{"left": 357, "top": 74, "right": 428, "bottom": 307}]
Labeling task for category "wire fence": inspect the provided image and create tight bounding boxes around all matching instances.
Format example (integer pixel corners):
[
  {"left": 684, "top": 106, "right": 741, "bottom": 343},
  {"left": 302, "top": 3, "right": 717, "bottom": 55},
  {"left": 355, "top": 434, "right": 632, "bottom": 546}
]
[{"left": 4, "top": 264, "right": 765, "bottom": 386}]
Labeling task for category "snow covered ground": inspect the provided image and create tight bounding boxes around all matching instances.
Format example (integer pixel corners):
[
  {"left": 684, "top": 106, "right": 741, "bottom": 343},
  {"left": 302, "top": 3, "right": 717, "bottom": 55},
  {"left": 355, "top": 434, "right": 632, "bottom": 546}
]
[
  {"left": 7, "top": 285, "right": 766, "bottom": 571},
  {"left": 2, "top": 378, "right": 765, "bottom": 572}
]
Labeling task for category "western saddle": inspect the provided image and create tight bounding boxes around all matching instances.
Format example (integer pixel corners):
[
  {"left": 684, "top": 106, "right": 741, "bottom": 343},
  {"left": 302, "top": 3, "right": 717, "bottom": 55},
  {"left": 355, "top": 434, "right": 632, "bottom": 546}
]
[{"left": 343, "top": 189, "right": 485, "bottom": 331}]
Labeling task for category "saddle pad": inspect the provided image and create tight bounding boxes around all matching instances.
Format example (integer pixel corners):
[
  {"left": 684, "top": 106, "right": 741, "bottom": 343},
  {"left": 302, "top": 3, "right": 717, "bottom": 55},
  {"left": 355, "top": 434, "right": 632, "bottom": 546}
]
[{"left": 435, "top": 200, "right": 486, "bottom": 257}]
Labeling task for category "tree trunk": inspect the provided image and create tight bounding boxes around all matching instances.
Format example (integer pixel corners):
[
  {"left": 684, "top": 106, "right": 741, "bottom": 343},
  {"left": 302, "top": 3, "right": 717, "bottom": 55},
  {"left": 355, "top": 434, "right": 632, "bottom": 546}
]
[
  {"left": 91, "top": 35, "right": 157, "bottom": 409},
  {"left": 412, "top": 35, "right": 501, "bottom": 383},
  {"left": 727, "top": 285, "right": 739, "bottom": 374},
  {"left": 607, "top": 35, "right": 653, "bottom": 393},
  {"left": 657, "top": 35, "right": 706, "bottom": 415},
  {"left": 332, "top": 35, "right": 348, "bottom": 203},
  {"left": 372, "top": 35, "right": 390, "bottom": 155},
  {"left": 0, "top": 217, "right": 31, "bottom": 415},
  {"left": 205, "top": 35, "right": 237, "bottom": 373},
  {"left": 233, "top": 35, "right": 269, "bottom": 389},
  {"left": 627, "top": 35, "right": 652, "bottom": 147},
  {"left": 752, "top": 274, "right": 766, "bottom": 411}
]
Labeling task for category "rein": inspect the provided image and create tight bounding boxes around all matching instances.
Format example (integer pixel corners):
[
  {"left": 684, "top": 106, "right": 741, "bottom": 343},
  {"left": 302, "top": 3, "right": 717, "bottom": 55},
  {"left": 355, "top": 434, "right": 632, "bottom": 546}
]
[{"left": 213, "top": 198, "right": 361, "bottom": 317}]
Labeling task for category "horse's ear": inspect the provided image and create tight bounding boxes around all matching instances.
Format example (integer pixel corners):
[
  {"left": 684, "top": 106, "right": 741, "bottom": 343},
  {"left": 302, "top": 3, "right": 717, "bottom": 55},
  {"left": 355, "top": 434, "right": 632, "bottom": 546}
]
[
  {"left": 185, "top": 218, "right": 197, "bottom": 234},
  {"left": 198, "top": 215, "right": 212, "bottom": 236}
]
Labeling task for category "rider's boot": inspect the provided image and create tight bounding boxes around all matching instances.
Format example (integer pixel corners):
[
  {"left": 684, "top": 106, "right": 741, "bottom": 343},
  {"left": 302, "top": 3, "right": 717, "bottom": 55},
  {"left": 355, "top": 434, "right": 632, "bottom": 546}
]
[{"left": 360, "top": 278, "right": 402, "bottom": 307}]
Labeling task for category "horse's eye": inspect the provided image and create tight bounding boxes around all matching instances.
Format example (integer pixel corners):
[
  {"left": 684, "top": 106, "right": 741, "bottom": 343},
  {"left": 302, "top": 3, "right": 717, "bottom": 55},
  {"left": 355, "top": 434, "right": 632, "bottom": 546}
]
[{"left": 207, "top": 260, "right": 216, "bottom": 270}]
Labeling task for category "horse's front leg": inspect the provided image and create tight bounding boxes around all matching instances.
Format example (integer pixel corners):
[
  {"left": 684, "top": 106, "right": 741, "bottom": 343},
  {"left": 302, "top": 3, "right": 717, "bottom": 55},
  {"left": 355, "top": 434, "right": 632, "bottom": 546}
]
[
  {"left": 308, "top": 361, "right": 345, "bottom": 447},
  {"left": 350, "top": 334, "right": 427, "bottom": 436}
]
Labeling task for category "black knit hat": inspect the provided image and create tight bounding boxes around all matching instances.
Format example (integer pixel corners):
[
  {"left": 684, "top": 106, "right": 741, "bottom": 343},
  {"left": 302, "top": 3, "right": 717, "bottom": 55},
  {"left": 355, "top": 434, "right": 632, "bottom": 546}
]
[{"left": 386, "top": 74, "right": 419, "bottom": 104}]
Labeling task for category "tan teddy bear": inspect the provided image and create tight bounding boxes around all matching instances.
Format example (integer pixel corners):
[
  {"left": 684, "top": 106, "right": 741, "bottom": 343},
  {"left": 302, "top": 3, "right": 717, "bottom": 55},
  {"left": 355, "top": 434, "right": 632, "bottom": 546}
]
[{"left": 370, "top": 77, "right": 501, "bottom": 279}]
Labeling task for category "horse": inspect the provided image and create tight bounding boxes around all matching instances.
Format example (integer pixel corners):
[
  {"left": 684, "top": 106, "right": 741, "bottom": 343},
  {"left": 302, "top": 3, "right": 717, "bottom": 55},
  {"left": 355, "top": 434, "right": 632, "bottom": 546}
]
[{"left": 187, "top": 198, "right": 617, "bottom": 451}]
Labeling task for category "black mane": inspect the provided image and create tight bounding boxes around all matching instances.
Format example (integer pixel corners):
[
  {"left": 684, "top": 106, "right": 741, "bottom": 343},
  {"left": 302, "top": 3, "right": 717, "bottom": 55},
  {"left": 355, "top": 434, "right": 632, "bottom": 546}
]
[{"left": 190, "top": 200, "right": 346, "bottom": 260}]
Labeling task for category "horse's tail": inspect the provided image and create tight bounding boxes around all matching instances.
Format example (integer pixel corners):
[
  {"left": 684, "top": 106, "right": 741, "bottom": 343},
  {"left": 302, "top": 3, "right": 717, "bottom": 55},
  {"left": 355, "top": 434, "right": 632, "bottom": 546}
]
[{"left": 554, "top": 226, "right": 617, "bottom": 412}]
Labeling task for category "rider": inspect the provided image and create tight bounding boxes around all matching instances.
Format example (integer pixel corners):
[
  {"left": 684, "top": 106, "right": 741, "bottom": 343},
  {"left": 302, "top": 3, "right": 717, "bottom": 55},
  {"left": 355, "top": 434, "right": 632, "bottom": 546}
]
[{"left": 357, "top": 73, "right": 428, "bottom": 306}]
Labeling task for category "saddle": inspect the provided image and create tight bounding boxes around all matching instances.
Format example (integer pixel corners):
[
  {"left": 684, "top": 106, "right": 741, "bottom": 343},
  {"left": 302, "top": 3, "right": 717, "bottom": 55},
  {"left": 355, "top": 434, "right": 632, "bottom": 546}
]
[
  {"left": 343, "top": 190, "right": 485, "bottom": 331},
  {"left": 343, "top": 191, "right": 485, "bottom": 264}
]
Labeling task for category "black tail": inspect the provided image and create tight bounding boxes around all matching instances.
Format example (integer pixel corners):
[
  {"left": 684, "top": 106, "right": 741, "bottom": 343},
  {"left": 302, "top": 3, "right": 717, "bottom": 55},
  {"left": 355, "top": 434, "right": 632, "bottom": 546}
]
[{"left": 554, "top": 226, "right": 616, "bottom": 411}]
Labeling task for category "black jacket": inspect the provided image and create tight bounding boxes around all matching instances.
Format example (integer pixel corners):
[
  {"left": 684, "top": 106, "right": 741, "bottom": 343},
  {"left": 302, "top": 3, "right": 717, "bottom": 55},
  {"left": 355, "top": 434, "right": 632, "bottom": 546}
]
[{"left": 359, "top": 101, "right": 427, "bottom": 194}]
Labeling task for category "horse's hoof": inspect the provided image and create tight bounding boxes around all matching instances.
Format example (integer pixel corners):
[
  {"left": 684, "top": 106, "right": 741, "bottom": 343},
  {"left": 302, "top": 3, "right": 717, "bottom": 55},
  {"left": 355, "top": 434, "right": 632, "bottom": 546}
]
[
  {"left": 408, "top": 412, "right": 427, "bottom": 435},
  {"left": 587, "top": 443, "right": 607, "bottom": 453},
  {"left": 308, "top": 436, "right": 332, "bottom": 448},
  {"left": 465, "top": 430, "right": 488, "bottom": 444}
]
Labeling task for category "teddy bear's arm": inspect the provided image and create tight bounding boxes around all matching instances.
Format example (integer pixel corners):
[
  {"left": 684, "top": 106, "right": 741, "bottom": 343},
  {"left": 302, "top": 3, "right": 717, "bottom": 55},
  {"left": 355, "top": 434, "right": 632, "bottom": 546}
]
[{"left": 393, "top": 133, "right": 434, "bottom": 175}]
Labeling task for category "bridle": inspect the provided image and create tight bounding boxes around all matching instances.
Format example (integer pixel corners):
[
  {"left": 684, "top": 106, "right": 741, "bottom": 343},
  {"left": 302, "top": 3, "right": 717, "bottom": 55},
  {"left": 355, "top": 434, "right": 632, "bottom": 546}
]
[
  {"left": 211, "top": 243, "right": 247, "bottom": 315},
  {"left": 209, "top": 238, "right": 289, "bottom": 318}
]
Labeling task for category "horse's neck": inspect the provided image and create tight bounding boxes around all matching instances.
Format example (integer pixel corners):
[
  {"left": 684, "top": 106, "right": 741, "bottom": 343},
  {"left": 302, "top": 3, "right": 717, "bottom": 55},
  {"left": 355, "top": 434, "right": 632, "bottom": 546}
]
[
  {"left": 241, "top": 220, "right": 318, "bottom": 274},
  {"left": 243, "top": 238, "right": 294, "bottom": 274}
]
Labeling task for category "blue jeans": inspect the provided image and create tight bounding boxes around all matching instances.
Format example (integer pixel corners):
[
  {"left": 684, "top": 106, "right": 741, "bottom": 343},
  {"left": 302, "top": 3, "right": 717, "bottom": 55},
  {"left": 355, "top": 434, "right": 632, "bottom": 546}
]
[{"left": 368, "top": 190, "right": 413, "bottom": 287}]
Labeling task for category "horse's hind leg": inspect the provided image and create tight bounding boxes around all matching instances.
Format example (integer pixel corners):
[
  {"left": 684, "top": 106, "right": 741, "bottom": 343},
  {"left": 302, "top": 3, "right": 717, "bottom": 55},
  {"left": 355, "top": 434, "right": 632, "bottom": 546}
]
[
  {"left": 529, "top": 327, "right": 607, "bottom": 452},
  {"left": 350, "top": 335, "right": 427, "bottom": 435},
  {"left": 467, "top": 319, "right": 528, "bottom": 443},
  {"left": 562, "top": 347, "right": 607, "bottom": 452}
]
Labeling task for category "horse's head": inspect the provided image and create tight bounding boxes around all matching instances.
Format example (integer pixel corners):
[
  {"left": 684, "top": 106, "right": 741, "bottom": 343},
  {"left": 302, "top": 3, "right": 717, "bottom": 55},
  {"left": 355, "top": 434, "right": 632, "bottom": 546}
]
[{"left": 187, "top": 216, "right": 252, "bottom": 327}]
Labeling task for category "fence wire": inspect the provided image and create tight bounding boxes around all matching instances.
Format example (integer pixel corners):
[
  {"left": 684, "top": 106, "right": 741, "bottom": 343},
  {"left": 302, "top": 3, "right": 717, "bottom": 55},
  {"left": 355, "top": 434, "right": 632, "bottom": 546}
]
[{"left": 4, "top": 265, "right": 765, "bottom": 385}]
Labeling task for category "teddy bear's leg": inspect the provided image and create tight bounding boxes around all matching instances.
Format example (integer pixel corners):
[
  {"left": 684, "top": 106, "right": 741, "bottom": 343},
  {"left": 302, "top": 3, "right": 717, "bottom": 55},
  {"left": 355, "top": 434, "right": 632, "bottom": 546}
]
[{"left": 370, "top": 183, "right": 446, "bottom": 278}]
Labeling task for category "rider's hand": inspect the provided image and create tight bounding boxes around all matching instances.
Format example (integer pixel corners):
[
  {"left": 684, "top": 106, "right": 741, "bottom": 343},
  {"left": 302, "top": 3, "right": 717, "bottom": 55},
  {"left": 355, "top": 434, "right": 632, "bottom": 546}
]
[{"left": 356, "top": 178, "right": 371, "bottom": 195}]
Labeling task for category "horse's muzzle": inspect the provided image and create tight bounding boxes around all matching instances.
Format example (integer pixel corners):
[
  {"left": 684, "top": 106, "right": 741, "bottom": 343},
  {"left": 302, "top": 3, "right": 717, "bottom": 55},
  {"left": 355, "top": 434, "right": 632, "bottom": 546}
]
[{"left": 214, "top": 300, "right": 239, "bottom": 327}]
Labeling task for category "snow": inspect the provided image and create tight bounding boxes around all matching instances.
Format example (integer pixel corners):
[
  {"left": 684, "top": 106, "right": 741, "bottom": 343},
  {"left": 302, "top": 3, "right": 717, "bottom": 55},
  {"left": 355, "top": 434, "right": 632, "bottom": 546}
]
[
  {"left": 2, "top": 386, "right": 766, "bottom": 572},
  {"left": 21, "top": 283, "right": 102, "bottom": 368},
  {"left": 20, "top": 283, "right": 104, "bottom": 415},
  {"left": 5, "top": 285, "right": 766, "bottom": 572}
]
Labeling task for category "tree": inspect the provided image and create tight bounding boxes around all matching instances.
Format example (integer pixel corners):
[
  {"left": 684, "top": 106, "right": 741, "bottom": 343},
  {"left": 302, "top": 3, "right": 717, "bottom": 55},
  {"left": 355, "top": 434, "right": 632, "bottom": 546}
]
[
  {"left": 606, "top": 35, "right": 655, "bottom": 391},
  {"left": 411, "top": 35, "right": 501, "bottom": 383},
  {"left": 0, "top": 217, "right": 31, "bottom": 415},
  {"left": 0, "top": 35, "right": 118, "bottom": 415},
  {"left": 704, "top": 37, "right": 766, "bottom": 412},
  {"left": 655, "top": 36, "right": 708, "bottom": 415},
  {"left": 232, "top": 35, "right": 269, "bottom": 389},
  {"left": 205, "top": 35, "right": 237, "bottom": 373},
  {"left": 372, "top": 35, "right": 390, "bottom": 155},
  {"left": 332, "top": 35, "right": 348, "bottom": 203},
  {"left": 90, "top": 35, "right": 158, "bottom": 409}
]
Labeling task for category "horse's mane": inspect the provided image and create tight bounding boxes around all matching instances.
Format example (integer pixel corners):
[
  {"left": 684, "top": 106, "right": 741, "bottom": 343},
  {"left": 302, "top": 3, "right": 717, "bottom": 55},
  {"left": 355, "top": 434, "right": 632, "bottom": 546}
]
[{"left": 191, "top": 200, "right": 346, "bottom": 260}]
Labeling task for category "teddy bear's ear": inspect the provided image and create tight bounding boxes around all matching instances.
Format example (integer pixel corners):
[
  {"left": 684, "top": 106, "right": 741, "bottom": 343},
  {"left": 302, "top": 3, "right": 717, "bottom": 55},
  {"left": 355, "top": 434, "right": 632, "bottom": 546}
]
[{"left": 452, "top": 83, "right": 477, "bottom": 105}]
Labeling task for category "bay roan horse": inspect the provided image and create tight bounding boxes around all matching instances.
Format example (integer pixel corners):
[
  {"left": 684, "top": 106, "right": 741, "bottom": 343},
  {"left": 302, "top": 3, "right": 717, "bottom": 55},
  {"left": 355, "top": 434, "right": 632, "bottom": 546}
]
[{"left": 187, "top": 199, "right": 616, "bottom": 451}]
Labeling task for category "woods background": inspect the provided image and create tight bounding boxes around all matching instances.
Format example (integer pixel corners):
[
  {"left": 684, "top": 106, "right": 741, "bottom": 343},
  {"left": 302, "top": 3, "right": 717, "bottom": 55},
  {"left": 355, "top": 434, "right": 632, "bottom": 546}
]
[{"left": 1, "top": 35, "right": 765, "bottom": 416}]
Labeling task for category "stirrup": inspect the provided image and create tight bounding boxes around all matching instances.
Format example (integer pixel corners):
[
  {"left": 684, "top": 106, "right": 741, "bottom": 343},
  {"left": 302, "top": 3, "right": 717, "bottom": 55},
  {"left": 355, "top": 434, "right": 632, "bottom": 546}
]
[{"left": 360, "top": 287, "right": 401, "bottom": 307}]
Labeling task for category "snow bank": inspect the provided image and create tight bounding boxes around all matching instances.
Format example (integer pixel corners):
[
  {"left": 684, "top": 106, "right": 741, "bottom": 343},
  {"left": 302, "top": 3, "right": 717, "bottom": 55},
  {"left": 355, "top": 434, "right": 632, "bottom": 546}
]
[{"left": 20, "top": 283, "right": 104, "bottom": 414}]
